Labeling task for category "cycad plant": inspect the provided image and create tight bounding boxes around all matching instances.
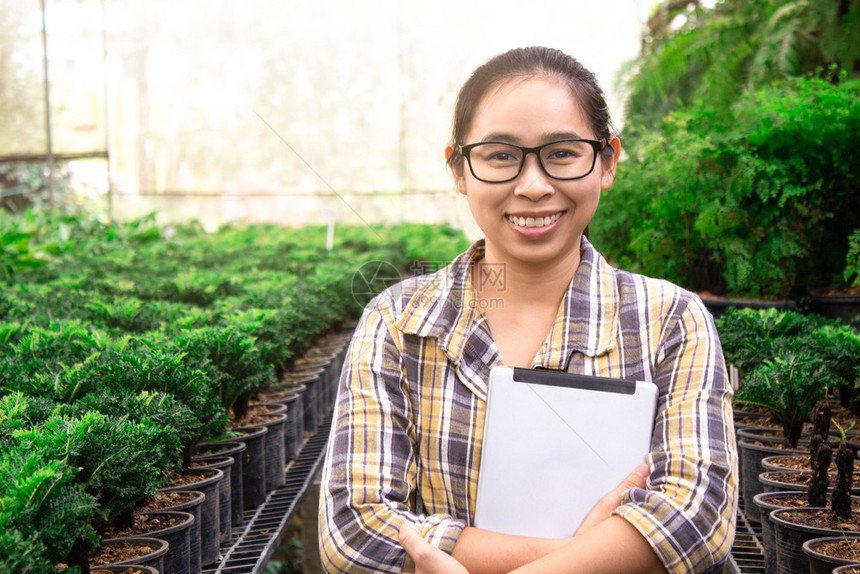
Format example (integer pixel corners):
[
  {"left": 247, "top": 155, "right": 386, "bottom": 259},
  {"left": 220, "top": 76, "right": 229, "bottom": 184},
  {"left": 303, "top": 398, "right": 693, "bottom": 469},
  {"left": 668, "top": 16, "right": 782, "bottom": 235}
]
[{"left": 735, "top": 350, "right": 837, "bottom": 448}]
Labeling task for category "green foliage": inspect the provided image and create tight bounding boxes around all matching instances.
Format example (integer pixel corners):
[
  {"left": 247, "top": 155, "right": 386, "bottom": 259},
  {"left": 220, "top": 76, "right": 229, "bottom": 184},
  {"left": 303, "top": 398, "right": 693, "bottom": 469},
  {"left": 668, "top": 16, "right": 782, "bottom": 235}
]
[
  {"left": 845, "top": 229, "right": 860, "bottom": 288},
  {"left": 811, "top": 324, "right": 860, "bottom": 388},
  {"left": 13, "top": 412, "right": 175, "bottom": 532},
  {"left": 0, "top": 424, "right": 99, "bottom": 571},
  {"left": 0, "top": 210, "right": 469, "bottom": 565},
  {"left": 715, "top": 308, "right": 821, "bottom": 373},
  {"left": 174, "top": 326, "right": 272, "bottom": 420},
  {"left": 593, "top": 76, "right": 860, "bottom": 298},
  {"left": 736, "top": 351, "right": 836, "bottom": 447},
  {"left": 0, "top": 210, "right": 59, "bottom": 284},
  {"left": 626, "top": 0, "right": 860, "bottom": 128}
]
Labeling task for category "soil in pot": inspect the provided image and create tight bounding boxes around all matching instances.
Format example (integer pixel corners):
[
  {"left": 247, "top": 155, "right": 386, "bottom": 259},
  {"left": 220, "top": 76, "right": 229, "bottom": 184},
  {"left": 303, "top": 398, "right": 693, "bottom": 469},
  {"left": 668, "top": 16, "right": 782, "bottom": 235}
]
[
  {"left": 761, "top": 455, "right": 856, "bottom": 473},
  {"left": 141, "top": 492, "right": 205, "bottom": 567},
  {"left": 194, "top": 439, "right": 246, "bottom": 527},
  {"left": 834, "top": 566, "right": 860, "bottom": 574},
  {"left": 136, "top": 490, "right": 204, "bottom": 573},
  {"left": 753, "top": 491, "right": 860, "bottom": 574},
  {"left": 89, "top": 537, "right": 168, "bottom": 572},
  {"left": 103, "top": 511, "right": 194, "bottom": 574},
  {"left": 771, "top": 508, "right": 860, "bottom": 574},
  {"left": 162, "top": 467, "right": 223, "bottom": 567},
  {"left": 802, "top": 536, "right": 860, "bottom": 574}
]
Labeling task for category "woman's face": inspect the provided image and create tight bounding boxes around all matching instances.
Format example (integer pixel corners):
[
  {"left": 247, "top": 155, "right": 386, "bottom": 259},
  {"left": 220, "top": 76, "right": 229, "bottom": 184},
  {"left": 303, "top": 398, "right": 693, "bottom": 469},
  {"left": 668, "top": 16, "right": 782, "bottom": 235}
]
[{"left": 449, "top": 75, "right": 619, "bottom": 270}]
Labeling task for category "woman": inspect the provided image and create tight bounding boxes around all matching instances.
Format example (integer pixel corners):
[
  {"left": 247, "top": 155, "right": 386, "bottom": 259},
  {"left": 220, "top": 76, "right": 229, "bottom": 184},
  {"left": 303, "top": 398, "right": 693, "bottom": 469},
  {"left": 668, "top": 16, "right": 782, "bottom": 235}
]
[{"left": 319, "top": 46, "right": 737, "bottom": 574}]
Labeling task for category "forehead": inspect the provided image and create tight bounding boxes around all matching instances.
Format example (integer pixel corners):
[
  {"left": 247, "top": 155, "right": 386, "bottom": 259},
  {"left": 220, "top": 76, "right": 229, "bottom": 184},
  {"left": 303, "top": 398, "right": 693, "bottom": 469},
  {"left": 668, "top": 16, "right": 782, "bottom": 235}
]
[{"left": 467, "top": 75, "right": 593, "bottom": 142}]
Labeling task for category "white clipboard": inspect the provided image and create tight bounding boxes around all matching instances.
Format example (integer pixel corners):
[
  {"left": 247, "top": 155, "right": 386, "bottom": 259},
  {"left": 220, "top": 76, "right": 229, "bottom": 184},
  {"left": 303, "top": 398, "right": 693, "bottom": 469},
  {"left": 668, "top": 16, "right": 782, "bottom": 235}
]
[{"left": 473, "top": 366, "right": 658, "bottom": 539}]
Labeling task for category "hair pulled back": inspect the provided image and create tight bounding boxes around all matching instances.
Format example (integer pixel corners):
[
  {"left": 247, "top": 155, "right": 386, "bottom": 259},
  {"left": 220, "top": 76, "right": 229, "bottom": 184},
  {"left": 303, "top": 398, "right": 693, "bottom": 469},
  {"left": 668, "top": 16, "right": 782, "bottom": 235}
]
[{"left": 449, "top": 46, "right": 616, "bottom": 168}]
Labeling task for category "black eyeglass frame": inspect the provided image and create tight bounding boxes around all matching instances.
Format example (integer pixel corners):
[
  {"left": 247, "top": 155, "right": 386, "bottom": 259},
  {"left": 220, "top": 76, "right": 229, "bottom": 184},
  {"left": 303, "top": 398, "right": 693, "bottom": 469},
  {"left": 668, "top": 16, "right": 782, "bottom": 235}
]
[{"left": 456, "top": 138, "right": 607, "bottom": 184}]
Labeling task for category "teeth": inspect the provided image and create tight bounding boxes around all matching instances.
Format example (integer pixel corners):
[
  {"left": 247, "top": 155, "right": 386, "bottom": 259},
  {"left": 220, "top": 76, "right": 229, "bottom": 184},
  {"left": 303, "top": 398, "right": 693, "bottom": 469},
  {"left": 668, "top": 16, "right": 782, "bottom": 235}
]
[{"left": 508, "top": 212, "right": 562, "bottom": 228}]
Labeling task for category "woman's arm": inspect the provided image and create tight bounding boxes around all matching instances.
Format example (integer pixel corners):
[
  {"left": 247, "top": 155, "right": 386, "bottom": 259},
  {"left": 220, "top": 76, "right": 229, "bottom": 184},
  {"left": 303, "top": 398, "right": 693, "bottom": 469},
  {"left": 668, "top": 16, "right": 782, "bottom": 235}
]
[
  {"left": 612, "top": 294, "right": 738, "bottom": 573},
  {"left": 319, "top": 301, "right": 467, "bottom": 573},
  {"left": 402, "top": 464, "right": 657, "bottom": 574}
]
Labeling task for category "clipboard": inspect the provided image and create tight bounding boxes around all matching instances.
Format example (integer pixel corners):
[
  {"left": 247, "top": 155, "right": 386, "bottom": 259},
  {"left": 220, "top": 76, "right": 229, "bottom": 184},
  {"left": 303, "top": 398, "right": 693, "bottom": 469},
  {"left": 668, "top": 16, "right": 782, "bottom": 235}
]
[{"left": 473, "top": 366, "right": 658, "bottom": 538}]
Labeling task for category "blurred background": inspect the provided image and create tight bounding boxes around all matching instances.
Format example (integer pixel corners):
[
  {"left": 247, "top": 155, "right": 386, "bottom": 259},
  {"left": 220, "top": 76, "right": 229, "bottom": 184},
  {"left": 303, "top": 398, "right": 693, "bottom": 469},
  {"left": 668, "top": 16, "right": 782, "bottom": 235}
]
[{"left": 0, "top": 0, "right": 647, "bottom": 237}]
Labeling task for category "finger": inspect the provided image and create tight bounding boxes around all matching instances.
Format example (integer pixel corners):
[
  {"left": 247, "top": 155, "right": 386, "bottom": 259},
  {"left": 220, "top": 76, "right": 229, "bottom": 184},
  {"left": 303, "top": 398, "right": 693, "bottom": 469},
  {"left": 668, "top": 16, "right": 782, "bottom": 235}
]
[{"left": 399, "top": 525, "right": 429, "bottom": 559}]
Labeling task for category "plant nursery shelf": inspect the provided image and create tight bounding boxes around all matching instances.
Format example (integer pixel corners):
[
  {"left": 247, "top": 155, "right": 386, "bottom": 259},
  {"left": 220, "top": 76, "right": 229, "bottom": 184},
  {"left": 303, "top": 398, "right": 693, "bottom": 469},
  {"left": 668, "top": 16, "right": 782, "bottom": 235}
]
[{"left": 202, "top": 414, "right": 332, "bottom": 574}]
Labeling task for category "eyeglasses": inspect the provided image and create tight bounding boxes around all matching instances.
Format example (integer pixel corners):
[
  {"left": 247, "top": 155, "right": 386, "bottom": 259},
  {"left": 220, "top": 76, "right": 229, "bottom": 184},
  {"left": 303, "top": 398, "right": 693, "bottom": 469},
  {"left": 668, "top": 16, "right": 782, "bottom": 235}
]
[{"left": 457, "top": 139, "right": 606, "bottom": 183}]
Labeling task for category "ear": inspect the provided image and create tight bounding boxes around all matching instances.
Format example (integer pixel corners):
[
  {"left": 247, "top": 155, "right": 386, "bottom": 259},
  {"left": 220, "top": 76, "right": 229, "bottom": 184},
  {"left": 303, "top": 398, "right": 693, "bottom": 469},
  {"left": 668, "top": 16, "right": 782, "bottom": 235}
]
[
  {"left": 445, "top": 144, "right": 468, "bottom": 195},
  {"left": 600, "top": 137, "right": 621, "bottom": 191}
]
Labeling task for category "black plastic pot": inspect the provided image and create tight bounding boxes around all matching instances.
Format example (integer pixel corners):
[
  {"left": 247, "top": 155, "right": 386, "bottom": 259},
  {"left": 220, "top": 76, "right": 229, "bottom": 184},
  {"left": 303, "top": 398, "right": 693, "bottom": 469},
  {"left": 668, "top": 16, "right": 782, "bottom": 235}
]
[
  {"left": 162, "top": 467, "right": 223, "bottom": 566},
  {"left": 255, "top": 394, "right": 302, "bottom": 460},
  {"left": 91, "top": 537, "right": 168, "bottom": 572},
  {"left": 228, "top": 425, "right": 268, "bottom": 509},
  {"left": 809, "top": 290, "right": 860, "bottom": 323},
  {"left": 700, "top": 296, "right": 796, "bottom": 318},
  {"left": 802, "top": 536, "right": 860, "bottom": 574},
  {"left": 141, "top": 489, "right": 205, "bottom": 574},
  {"left": 752, "top": 491, "right": 809, "bottom": 574},
  {"left": 237, "top": 412, "right": 286, "bottom": 492},
  {"left": 269, "top": 382, "right": 306, "bottom": 449},
  {"left": 738, "top": 427, "right": 806, "bottom": 522},
  {"left": 128, "top": 510, "right": 194, "bottom": 574},
  {"left": 770, "top": 508, "right": 860, "bottom": 574},
  {"left": 285, "top": 369, "right": 323, "bottom": 434},
  {"left": 194, "top": 439, "right": 246, "bottom": 527},
  {"left": 189, "top": 455, "right": 234, "bottom": 542}
]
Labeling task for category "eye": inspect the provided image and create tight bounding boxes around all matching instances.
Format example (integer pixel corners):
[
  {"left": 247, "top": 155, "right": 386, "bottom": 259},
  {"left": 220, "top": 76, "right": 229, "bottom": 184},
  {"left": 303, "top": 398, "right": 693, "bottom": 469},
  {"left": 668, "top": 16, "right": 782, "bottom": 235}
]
[
  {"left": 488, "top": 151, "right": 517, "bottom": 162},
  {"left": 542, "top": 141, "right": 590, "bottom": 164},
  {"left": 474, "top": 144, "right": 522, "bottom": 164}
]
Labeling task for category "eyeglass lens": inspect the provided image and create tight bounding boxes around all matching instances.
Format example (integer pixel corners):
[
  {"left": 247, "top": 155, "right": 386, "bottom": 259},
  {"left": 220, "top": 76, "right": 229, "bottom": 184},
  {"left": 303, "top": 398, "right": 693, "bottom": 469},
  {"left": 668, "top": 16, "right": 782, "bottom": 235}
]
[{"left": 467, "top": 141, "right": 597, "bottom": 182}]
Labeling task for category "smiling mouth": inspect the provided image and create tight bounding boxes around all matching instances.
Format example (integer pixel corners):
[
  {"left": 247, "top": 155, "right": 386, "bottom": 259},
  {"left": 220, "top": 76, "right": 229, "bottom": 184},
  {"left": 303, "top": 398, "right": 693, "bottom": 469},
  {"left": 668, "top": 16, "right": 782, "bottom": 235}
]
[{"left": 505, "top": 212, "right": 564, "bottom": 228}]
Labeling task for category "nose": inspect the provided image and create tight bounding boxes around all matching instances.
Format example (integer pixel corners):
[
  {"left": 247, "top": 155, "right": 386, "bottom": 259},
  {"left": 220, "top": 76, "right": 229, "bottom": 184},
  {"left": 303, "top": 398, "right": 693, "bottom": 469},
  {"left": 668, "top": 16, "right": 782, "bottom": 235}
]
[{"left": 514, "top": 152, "right": 554, "bottom": 200}]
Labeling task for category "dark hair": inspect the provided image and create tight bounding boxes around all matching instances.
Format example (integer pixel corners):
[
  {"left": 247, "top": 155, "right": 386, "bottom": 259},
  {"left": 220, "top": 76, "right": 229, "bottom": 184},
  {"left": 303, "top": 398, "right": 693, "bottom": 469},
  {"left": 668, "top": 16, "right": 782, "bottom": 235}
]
[{"left": 449, "top": 46, "right": 616, "bottom": 168}]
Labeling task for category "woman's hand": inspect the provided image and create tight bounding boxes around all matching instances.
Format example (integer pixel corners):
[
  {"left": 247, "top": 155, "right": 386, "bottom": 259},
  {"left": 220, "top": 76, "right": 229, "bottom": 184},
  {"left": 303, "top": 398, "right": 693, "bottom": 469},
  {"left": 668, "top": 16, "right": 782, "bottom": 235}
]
[
  {"left": 400, "top": 525, "right": 470, "bottom": 574},
  {"left": 575, "top": 463, "right": 650, "bottom": 536}
]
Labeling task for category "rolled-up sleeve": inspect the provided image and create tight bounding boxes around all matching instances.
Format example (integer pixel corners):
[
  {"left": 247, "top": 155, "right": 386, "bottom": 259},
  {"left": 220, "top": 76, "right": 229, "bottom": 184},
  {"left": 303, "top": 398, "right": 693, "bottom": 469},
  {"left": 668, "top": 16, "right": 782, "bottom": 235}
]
[
  {"left": 614, "top": 296, "right": 738, "bottom": 574},
  {"left": 318, "top": 295, "right": 465, "bottom": 574}
]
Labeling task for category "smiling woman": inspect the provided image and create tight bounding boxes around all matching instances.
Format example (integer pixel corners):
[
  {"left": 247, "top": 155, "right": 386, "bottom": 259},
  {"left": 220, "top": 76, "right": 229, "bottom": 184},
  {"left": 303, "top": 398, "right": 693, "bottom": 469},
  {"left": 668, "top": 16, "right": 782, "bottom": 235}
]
[{"left": 319, "top": 46, "right": 737, "bottom": 574}]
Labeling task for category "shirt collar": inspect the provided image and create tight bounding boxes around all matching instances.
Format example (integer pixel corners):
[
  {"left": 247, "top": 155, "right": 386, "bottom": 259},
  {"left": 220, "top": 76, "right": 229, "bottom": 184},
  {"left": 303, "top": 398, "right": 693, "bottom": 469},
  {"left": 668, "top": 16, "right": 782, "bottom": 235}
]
[{"left": 393, "top": 236, "right": 619, "bottom": 371}]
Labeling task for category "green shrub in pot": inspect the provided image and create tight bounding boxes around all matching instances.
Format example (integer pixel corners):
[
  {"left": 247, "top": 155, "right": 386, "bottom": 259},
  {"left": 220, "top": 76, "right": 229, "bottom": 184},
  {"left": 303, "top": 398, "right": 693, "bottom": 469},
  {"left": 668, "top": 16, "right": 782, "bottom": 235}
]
[
  {"left": 811, "top": 324, "right": 860, "bottom": 412},
  {"left": 715, "top": 308, "right": 820, "bottom": 374},
  {"left": 0, "top": 444, "right": 97, "bottom": 573},
  {"left": 735, "top": 350, "right": 838, "bottom": 448},
  {"left": 592, "top": 76, "right": 860, "bottom": 299},
  {"left": 173, "top": 325, "right": 273, "bottom": 421}
]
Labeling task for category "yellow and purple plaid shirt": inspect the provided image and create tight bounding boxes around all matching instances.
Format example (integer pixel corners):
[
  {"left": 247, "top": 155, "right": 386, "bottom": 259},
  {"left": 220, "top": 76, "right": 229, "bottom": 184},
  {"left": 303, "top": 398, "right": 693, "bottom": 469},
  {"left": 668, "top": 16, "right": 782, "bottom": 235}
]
[{"left": 319, "top": 237, "right": 737, "bottom": 573}]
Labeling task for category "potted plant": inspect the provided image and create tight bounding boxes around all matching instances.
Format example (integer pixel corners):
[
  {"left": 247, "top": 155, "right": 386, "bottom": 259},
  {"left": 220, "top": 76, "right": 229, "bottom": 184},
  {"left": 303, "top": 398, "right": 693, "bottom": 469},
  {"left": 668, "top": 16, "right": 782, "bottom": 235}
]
[
  {"left": 736, "top": 350, "right": 836, "bottom": 520},
  {"left": 769, "top": 423, "right": 860, "bottom": 573}
]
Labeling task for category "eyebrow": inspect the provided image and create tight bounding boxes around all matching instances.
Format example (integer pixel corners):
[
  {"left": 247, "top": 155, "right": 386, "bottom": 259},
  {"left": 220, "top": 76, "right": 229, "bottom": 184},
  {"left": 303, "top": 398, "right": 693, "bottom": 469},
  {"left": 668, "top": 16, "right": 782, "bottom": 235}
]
[{"left": 478, "top": 130, "right": 586, "bottom": 144}]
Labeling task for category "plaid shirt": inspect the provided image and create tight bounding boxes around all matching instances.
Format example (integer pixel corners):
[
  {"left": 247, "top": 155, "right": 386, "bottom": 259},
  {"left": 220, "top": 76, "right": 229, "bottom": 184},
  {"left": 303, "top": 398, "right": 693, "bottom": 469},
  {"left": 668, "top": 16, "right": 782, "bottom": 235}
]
[{"left": 319, "top": 237, "right": 737, "bottom": 573}]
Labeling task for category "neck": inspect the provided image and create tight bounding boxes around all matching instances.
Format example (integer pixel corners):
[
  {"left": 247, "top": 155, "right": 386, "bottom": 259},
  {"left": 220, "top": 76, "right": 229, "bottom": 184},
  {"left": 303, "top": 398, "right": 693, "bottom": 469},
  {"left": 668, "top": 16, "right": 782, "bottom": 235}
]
[{"left": 475, "top": 239, "right": 582, "bottom": 304}]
